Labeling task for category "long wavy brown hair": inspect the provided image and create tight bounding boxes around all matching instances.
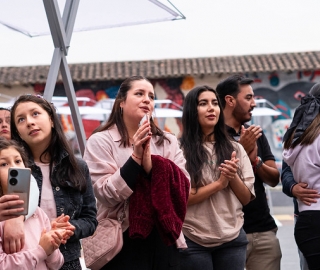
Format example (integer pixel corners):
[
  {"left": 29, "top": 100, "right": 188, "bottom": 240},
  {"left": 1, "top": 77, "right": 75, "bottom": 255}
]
[{"left": 93, "top": 76, "right": 170, "bottom": 147}]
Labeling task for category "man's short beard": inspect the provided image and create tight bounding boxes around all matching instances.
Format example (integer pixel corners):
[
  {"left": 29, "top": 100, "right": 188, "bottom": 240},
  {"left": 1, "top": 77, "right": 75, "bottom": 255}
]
[{"left": 232, "top": 110, "right": 251, "bottom": 125}]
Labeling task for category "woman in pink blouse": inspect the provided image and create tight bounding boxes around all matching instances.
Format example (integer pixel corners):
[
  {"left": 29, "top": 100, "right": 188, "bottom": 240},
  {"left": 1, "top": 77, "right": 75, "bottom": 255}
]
[{"left": 84, "top": 75, "right": 190, "bottom": 270}]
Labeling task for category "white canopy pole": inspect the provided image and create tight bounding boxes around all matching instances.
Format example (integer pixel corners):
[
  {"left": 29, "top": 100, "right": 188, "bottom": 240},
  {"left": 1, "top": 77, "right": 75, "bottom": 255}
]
[{"left": 42, "top": 0, "right": 87, "bottom": 155}]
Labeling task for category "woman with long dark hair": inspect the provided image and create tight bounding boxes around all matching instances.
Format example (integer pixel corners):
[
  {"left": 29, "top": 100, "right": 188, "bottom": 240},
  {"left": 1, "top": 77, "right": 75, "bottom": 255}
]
[
  {"left": 8, "top": 95, "right": 97, "bottom": 269},
  {"left": 179, "top": 85, "right": 255, "bottom": 269},
  {"left": 84, "top": 75, "right": 190, "bottom": 269},
  {"left": 283, "top": 83, "right": 320, "bottom": 270}
]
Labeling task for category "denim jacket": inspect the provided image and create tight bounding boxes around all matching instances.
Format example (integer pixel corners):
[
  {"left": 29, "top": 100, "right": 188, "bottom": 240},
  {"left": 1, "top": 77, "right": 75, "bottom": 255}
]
[
  {"left": 281, "top": 160, "right": 299, "bottom": 216},
  {"left": 30, "top": 150, "right": 98, "bottom": 262}
]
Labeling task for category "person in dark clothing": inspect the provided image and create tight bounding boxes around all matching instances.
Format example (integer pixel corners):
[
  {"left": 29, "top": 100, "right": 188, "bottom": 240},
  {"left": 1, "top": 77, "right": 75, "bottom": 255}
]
[
  {"left": 282, "top": 82, "right": 320, "bottom": 270},
  {"left": 216, "top": 74, "right": 281, "bottom": 270},
  {"left": 281, "top": 161, "right": 314, "bottom": 270}
]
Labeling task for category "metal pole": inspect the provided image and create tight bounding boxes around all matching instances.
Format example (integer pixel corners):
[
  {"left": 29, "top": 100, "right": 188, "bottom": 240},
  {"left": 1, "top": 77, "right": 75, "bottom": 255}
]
[{"left": 42, "top": 0, "right": 86, "bottom": 155}]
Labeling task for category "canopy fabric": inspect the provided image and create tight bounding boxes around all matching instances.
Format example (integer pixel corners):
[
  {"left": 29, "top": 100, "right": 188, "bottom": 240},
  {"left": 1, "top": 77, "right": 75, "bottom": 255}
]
[
  {"left": 81, "top": 107, "right": 182, "bottom": 121},
  {"left": 252, "top": 107, "right": 281, "bottom": 116},
  {"left": 0, "top": 0, "right": 185, "bottom": 155},
  {"left": 0, "top": 0, "right": 182, "bottom": 37},
  {"left": 0, "top": 102, "right": 13, "bottom": 109},
  {"left": 55, "top": 106, "right": 111, "bottom": 115},
  {"left": 91, "top": 99, "right": 183, "bottom": 120}
]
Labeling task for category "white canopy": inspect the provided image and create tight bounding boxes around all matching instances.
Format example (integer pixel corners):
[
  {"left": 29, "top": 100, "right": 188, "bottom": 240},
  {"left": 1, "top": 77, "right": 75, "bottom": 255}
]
[
  {"left": 154, "top": 108, "right": 182, "bottom": 118},
  {"left": 252, "top": 107, "right": 281, "bottom": 116},
  {"left": 0, "top": 0, "right": 183, "bottom": 37},
  {"left": 55, "top": 106, "right": 111, "bottom": 115},
  {"left": 253, "top": 98, "right": 282, "bottom": 116},
  {"left": 88, "top": 98, "right": 183, "bottom": 120},
  {"left": 0, "top": 0, "right": 184, "bottom": 155},
  {"left": 81, "top": 107, "right": 182, "bottom": 121},
  {"left": 0, "top": 103, "right": 13, "bottom": 109},
  {"left": 53, "top": 97, "right": 183, "bottom": 120}
]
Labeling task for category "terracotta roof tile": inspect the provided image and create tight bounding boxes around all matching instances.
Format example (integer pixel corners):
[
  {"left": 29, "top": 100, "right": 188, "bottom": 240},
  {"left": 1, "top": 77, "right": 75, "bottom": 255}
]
[{"left": 2, "top": 51, "right": 320, "bottom": 86}]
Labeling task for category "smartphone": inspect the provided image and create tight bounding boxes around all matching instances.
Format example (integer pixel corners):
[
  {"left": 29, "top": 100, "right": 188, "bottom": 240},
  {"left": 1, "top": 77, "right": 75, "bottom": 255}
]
[
  {"left": 139, "top": 113, "right": 150, "bottom": 127},
  {"left": 139, "top": 114, "right": 151, "bottom": 142},
  {"left": 7, "top": 168, "right": 31, "bottom": 216}
]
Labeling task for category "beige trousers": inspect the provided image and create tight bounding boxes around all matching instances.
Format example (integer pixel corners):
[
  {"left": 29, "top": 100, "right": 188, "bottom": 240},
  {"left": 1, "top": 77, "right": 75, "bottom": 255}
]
[{"left": 246, "top": 228, "right": 282, "bottom": 270}]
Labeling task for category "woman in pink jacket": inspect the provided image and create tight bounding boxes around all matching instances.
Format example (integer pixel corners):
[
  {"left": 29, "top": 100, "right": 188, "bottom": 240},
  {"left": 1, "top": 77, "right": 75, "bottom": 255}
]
[{"left": 84, "top": 75, "right": 190, "bottom": 270}]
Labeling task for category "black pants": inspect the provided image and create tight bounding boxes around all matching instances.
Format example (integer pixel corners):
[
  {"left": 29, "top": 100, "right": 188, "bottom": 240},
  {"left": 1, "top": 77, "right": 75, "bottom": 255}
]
[
  {"left": 101, "top": 227, "right": 180, "bottom": 270},
  {"left": 295, "top": 210, "right": 320, "bottom": 270}
]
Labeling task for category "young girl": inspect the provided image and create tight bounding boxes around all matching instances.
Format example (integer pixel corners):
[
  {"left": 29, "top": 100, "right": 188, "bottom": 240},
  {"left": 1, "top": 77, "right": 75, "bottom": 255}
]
[
  {"left": 0, "top": 107, "right": 40, "bottom": 223},
  {"left": 179, "top": 86, "right": 255, "bottom": 270},
  {"left": 7, "top": 95, "right": 98, "bottom": 269},
  {"left": 0, "top": 138, "right": 66, "bottom": 269}
]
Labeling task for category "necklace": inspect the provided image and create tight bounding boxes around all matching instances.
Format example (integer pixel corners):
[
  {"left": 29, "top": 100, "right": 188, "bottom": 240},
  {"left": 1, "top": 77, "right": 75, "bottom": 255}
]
[
  {"left": 206, "top": 159, "right": 216, "bottom": 166},
  {"left": 129, "top": 137, "right": 134, "bottom": 150},
  {"left": 205, "top": 142, "right": 216, "bottom": 166}
]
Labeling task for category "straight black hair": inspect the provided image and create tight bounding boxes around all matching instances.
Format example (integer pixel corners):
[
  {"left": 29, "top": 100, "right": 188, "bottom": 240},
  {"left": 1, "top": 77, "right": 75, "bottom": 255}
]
[
  {"left": 180, "top": 85, "right": 234, "bottom": 189},
  {"left": 216, "top": 74, "right": 254, "bottom": 109}
]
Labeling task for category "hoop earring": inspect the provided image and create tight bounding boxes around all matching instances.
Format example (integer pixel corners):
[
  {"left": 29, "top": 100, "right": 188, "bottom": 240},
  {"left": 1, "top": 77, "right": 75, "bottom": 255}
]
[{"left": 120, "top": 107, "right": 123, "bottom": 115}]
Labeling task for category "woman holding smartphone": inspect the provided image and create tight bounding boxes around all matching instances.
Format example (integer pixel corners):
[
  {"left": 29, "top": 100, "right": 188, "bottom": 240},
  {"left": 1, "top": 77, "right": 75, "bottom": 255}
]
[
  {"left": 83, "top": 75, "right": 190, "bottom": 270},
  {"left": 7, "top": 95, "right": 97, "bottom": 270}
]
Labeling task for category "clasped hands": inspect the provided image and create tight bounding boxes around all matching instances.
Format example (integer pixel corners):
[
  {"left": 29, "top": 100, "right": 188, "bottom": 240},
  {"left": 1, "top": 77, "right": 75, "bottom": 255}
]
[
  {"left": 218, "top": 151, "right": 239, "bottom": 189},
  {"left": 131, "top": 118, "right": 152, "bottom": 174},
  {"left": 239, "top": 125, "right": 262, "bottom": 163},
  {"left": 40, "top": 214, "right": 75, "bottom": 256}
]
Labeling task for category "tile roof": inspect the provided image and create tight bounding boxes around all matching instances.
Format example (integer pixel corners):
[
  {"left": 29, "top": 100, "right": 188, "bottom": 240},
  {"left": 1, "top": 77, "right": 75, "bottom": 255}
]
[{"left": 1, "top": 51, "right": 320, "bottom": 86}]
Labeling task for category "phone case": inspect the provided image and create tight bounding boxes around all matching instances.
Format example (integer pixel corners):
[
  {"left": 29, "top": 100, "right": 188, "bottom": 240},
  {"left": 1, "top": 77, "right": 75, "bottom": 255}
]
[
  {"left": 7, "top": 168, "right": 31, "bottom": 216},
  {"left": 139, "top": 113, "right": 150, "bottom": 126}
]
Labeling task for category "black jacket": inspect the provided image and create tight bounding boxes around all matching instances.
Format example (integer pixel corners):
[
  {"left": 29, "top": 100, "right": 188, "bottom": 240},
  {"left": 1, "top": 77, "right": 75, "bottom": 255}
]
[{"left": 30, "top": 151, "right": 97, "bottom": 262}]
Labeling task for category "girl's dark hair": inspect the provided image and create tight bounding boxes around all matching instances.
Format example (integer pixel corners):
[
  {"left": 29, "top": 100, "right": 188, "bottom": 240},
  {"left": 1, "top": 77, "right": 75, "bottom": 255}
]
[
  {"left": 10, "top": 95, "right": 86, "bottom": 192},
  {"left": 0, "top": 108, "right": 10, "bottom": 112},
  {"left": 180, "top": 85, "right": 234, "bottom": 189},
  {"left": 0, "top": 138, "right": 29, "bottom": 167},
  {"left": 284, "top": 113, "right": 320, "bottom": 149},
  {"left": 0, "top": 138, "right": 29, "bottom": 196},
  {"left": 94, "top": 75, "right": 169, "bottom": 146}
]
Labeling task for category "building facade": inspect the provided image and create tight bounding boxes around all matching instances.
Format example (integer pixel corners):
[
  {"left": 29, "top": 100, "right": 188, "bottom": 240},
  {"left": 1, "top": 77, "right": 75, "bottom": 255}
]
[{"left": 2, "top": 51, "right": 320, "bottom": 163}]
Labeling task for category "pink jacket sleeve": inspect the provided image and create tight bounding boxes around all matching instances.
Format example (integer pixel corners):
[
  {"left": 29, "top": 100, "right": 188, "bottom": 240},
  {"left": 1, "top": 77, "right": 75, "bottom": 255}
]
[
  {"left": 0, "top": 208, "right": 64, "bottom": 269},
  {"left": 0, "top": 236, "right": 63, "bottom": 269},
  {"left": 84, "top": 129, "right": 190, "bottom": 238},
  {"left": 83, "top": 130, "right": 133, "bottom": 208},
  {"left": 45, "top": 248, "right": 65, "bottom": 270}
]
